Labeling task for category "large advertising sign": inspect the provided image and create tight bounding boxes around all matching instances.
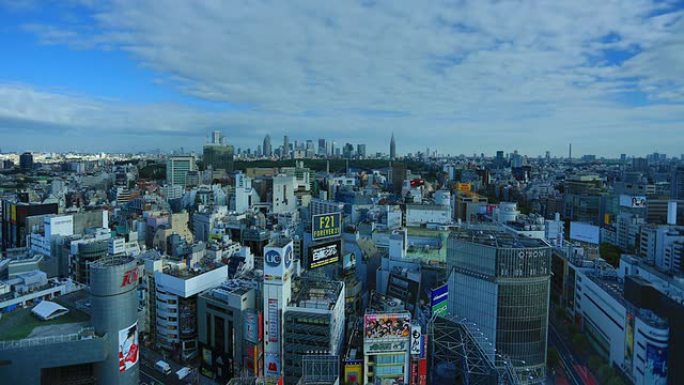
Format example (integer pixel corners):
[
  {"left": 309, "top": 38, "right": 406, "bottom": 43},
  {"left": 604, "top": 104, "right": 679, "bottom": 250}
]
[
  {"left": 308, "top": 241, "right": 340, "bottom": 269},
  {"left": 343, "top": 252, "right": 357, "bottom": 271},
  {"left": 430, "top": 285, "right": 448, "bottom": 316},
  {"left": 244, "top": 309, "right": 259, "bottom": 344},
  {"left": 364, "top": 312, "right": 411, "bottom": 340},
  {"left": 646, "top": 344, "right": 667, "bottom": 384},
  {"left": 410, "top": 324, "right": 422, "bottom": 355},
  {"left": 344, "top": 362, "right": 362, "bottom": 385},
  {"left": 312, "top": 212, "right": 342, "bottom": 241},
  {"left": 264, "top": 242, "right": 294, "bottom": 280},
  {"left": 118, "top": 322, "right": 139, "bottom": 372},
  {"left": 268, "top": 299, "right": 279, "bottom": 343},
  {"left": 387, "top": 274, "right": 420, "bottom": 306},
  {"left": 569, "top": 221, "right": 600, "bottom": 245},
  {"left": 620, "top": 195, "right": 647, "bottom": 208},
  {"left": 265, "top": 353, "right": 280, "bottom": 376},
  {"left": 364, "top": 339, "right": 409, "bottom": 354},
  {"left": 624, "top": 312, "right": 634, "bottom": 370}
]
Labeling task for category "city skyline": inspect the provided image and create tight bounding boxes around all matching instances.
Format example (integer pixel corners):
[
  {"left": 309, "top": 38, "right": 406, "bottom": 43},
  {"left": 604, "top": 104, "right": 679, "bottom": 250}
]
[{"left": 1, "top": 1, "right": 683, "bottom": 155}]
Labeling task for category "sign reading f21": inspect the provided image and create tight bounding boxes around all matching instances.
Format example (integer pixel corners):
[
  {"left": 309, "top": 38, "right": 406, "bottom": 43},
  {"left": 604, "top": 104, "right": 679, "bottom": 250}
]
[{"left": 312, "top": 212, "right": 341, "bottom": 240}]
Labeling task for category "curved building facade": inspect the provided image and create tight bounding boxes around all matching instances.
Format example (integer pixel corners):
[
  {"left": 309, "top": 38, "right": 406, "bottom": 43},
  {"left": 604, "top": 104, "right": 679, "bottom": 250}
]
[{"left": 90, "top": 256, "right": 140, "bottom": 385}]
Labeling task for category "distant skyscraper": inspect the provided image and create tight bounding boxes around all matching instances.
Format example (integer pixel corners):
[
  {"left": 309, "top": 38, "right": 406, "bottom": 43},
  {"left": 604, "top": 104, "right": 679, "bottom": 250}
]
[
  {"left": 283, "top": 135, "right": 290, "bottom": 159},
  {"left": 318, "top": 139, "right": 327, "bottom": 156},
  {"left": 211, "top": 130, "right": 222, "bottom": 144},
  {"left": 19, "top": 152, "right": 33, "bottom": 170},
  {"left": 390, "top": 133, "right": 396, "bottom": 160},
  {"left": 166, "top": 155, "right": 196, "bottom": 186},
  {"left": 263, "top": 134, "right": 272, "bottom": 157},
  {"left": 672, "top": 166, "right": 684, "bottom": 200},
  {"left": 568, "top": 143, "right": 572, "bottom": 161},
  {"left": 357, "top": 144, "right": 366, "bottom": 158}
]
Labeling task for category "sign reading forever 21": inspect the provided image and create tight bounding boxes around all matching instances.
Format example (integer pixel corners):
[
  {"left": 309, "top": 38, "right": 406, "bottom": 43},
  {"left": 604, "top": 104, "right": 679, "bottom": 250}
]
[{"left": 312, "top": 212, "right": 342, "bottom": 241}]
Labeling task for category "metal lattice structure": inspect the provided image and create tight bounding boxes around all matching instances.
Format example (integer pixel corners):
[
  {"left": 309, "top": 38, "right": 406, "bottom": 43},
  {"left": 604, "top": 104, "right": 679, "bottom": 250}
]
[
  {"left": 429, "top": 314, "right": 520, "bottom": 385},
  {"left": 300, "top": 354, "right": 339, "bottom": 385}
]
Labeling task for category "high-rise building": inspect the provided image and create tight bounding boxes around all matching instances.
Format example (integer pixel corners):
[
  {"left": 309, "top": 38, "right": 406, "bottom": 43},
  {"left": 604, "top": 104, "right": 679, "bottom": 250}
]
[
  {"left": 318, "top": 139, "right": 327, "bottom": 156},
  {"left": 672, "top": 166, "right": 684, "bottom": 200},
  {"left": 283, "top": 135, "right": 290, "bottom": 159},
  {"left": 166, "top": 155, "right": 196, "bottom": 187},
  {"left": 447, "top": 228, "right": 551, "bottom": 384},
  {"left": 263, "top": 134, "right": 273, "bottom": 157},
  {"left": 19, "top": 152, "right": 33, "bottom": 170},
  {"left": 211, "top": 130, "right": 222, "bottom": 145},
  {"left": 390, "top": 133, "right": 396, "bottom": 160},
  {"left": 203, "top": 142, "right": 234, "bottom": 172},
  {"left": 283, "top": 277, "right": 345, "bottom": 385},
  {"left": 357, "top": 144, "right": 367, "bottom": 158}
]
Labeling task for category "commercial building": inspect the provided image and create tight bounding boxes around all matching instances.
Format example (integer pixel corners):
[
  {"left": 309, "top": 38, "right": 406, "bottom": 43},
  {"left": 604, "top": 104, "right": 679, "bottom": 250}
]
[
  {"left": 204, "top": 143, "right": 235, "bottom": 172},
  {"left": 447, "top": 228, "right": 551, "bottom": 384},
  {"left": 198, "top": 278, "right": 260, "bottom": 382},
  {"left": 1, "top": 200, "right": 59, "bottom": 251},
  {"left": 282, "top": 276, "right": 345, "bottom": 385},
  {"left": 573, "top": 266, "right": 669, "bottom": 385},
  {"left": 166, "top": 156, "right": 196, "bottom": 187},
  {"left": 19, "top": 152, "right": 33, "bottom": 170},
  {"left": 0, "top": 256, "right": 140, "bottom": 385},
  {"left": 153, "top": 261, "right": 228, "bottom": 360}
]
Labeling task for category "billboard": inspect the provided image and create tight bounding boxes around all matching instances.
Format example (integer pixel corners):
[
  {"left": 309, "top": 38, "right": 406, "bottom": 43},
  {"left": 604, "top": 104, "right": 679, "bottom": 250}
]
[
  {"left": 244, "top": 309, "right": 259, "bottom": 344},
  {"left": 364, "top": 339, "right": 409, "bottom": 354},
  {"left": 308, "top": 241, "right": 340, "bottom": 269},
  {"left": 264, "top": 242, "right": 294, "bottom": 280},
  {"left": 364, "top": 312, "right": 411, "bottom": 340},
  {"left": 118, "top": 322, "right": 139, "bottom": 372},
  {"left": 624, "top": 312, "right": 634, "bottom": 370},
  {"left": 268, "top": 299, "right": 279, "bottom": 343},
  {"left": 430, "top": 285, "right": 448, "bottom": 316},
  {"left": 265, "top": 353, "right": 280, "bottom": 376},
  {"left": 387, "top": 274, "right": 420, "bottom": 306},
  {"left": 646, "top": 343, "right": 667, "bottom": 378},
  {"left": 569, "top": 222, "right": 600, "bottom": 245},
  {"left": 312, "top": 212, "right": 342, "bottom": 241},
  {"left": 410, "top": 324, "right": 422, "bottom": 355},
  {"left": 456, "top": 182, "right": 471, "bottom": 193},
  {"left": 620, "top": 195, "right": 646, "bottom": 208},
  {"left": 343, "top": 252, "right": 357, "bottom": 271}
]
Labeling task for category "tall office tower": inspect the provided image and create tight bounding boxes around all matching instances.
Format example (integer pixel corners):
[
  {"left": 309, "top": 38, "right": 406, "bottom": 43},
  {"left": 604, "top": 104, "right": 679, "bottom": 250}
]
[
  {"left": 390, "top": 133, "right": 396, "bottom": 160},
  {"left": 203, "top": 140, "right": 234, "bottom": 172},
  {"left": 447, "top": 228, "right": 551, "bottom": 385},
  {"left": 264, "top": 134, "right": 273, "bottom": 157},
  {"left": 318, "top": 139, "right": 327, "bottom": 156},
  {"left": 357, "top": 144, "right": 367, "bottom": 158},
  {"left": 495, "top": 150, "right": 505, "bottom": 169},
  {"left": 568, "top": 143, "right": 572, "bottom": 161},
  {"left": 545, "top": 151, "right": 551, "bottom": 163},
  {"left": 19, "top": 152, "right": 33, "bottom": 170},
  {"left": 330, "top": 141, "right": 337, "bottom": 157},
  {"left": 211, "top": 130, "right": 222, "bottom": 144},
  {"left": 283, "top": 135, "right": 290, "bottom": 159},
  {"left": 166, "top": 155, "right": 196, "bottom": 186},
  {"left": 672, "top": 166, "right": 684, "bottom": 200},
  {"left": 90, "top": 256, "right": 140, "bottom": 385}
]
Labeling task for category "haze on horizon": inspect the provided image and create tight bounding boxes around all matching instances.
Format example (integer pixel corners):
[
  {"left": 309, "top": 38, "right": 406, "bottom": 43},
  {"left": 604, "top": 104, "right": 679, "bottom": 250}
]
[{"left": 0, "top": 0, "right": 683, "bottom": 157}]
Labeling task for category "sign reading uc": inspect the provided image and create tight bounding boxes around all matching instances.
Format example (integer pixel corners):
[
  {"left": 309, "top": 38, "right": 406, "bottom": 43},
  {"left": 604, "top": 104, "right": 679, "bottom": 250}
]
[{"left": 312, "top": 212, "right": 341, "bottom": 241}]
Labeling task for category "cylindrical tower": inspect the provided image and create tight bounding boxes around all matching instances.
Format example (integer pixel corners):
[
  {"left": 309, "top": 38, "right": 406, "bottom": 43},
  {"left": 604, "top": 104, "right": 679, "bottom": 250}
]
[{"left": 90, "top": 256, "right": 140, "bottom": 385}]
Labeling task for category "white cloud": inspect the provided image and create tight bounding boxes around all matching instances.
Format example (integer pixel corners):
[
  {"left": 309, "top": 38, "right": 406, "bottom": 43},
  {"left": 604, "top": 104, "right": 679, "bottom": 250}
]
[{"left": 6, "top": 0, "right": 684, "bottom": 155}]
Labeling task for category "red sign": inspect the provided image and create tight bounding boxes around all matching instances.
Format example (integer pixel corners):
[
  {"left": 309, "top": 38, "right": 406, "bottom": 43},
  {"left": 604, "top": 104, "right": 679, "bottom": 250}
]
[{"left": 121, "top": 267, "right": 139, "bottom": 287}]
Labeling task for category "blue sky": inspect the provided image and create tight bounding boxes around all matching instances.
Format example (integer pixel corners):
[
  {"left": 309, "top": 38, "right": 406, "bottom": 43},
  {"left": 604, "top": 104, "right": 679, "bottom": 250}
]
[{"left": 0, "top": 0, "right": 683, "bottom": 156}]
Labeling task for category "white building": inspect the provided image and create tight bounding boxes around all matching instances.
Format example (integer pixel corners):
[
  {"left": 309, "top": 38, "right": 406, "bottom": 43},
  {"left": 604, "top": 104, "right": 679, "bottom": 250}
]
[
  {"left": 405, "top": 204, "right": 451, "bottom": 227},
  {"left": 272, "top": 175, "right": 297, "bottom": 214}
]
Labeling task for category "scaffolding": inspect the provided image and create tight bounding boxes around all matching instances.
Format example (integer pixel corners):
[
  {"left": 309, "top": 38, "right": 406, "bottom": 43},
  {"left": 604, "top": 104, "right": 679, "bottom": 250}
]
[
  {"left": 428, "top": 314, "right": 520, "bottom": 385},
  {"left": 300, "top": 354, "right": 339, "bottom": 384}
]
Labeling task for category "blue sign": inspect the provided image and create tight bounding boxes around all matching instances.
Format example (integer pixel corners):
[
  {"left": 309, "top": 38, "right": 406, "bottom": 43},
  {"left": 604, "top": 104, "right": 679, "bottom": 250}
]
[
  {"left": 265, "top": 250, "right": 281, "bottom": 267},
  {"left": 284, "top": 245, "right": 293, "bottom": 269}
]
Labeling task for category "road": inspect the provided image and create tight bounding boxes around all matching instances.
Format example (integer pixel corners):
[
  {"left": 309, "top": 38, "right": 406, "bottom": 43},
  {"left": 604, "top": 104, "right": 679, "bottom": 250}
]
[{"left": 548, "top": 322, "right": 586, "bottom": 385}]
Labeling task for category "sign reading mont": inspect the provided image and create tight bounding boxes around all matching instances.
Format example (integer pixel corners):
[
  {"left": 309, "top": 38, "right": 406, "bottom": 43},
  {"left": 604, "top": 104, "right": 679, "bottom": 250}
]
[{"left": 312, "top": 212, "right": 342, "bottom": 241}]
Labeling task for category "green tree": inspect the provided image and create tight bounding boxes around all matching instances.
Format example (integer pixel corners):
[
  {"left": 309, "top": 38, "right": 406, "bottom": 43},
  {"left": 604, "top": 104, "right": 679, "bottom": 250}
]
[
  {"left": 599, "top": 242, "right": 623, "bottom": 267},
  {"left": 588, "top": 355, "right": 602, "bottom": 372}
]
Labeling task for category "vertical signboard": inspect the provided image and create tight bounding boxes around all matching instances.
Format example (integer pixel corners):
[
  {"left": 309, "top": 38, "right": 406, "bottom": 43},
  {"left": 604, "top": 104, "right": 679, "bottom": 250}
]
[
  {"left": 244, "top": 309, "right": 259, "bottom": 344},
  {"left": 430, "top": 285, "right": 448, "bottom": 316},
  {"left": 646, "top": 344, "right": 667, "bottom": 385},
  {"left": 268, "top": 299, "right": 279, "bottom": 343},
  {"left": 624, "top": 312, "right": 634, "bottom": 370},
  {"left": 410, "top": 324, "right": 422, "bottom": 355},
  {"left": 118, "top": 322, "right": 139, "bottom": 372}
]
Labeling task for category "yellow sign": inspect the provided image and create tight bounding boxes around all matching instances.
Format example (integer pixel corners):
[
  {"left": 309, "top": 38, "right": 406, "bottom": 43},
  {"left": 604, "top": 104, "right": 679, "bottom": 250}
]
[
  {"left": 456, "top": 182, "right": 472, "bottom": 193},
  {"left": 312, "top": 213, "right": 341, "bottom": 240}
]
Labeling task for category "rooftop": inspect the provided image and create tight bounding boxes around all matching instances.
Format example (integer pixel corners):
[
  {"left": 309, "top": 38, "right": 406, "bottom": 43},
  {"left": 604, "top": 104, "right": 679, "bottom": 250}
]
[
  {"left": 0, "top": 290, "right": 91, "bottom": 341},
  {"left": 449, "top": 227, "right": 549, "bottom": 249},
  {"left": 289, "top": 277, "right": 343, "bottom": 311}
]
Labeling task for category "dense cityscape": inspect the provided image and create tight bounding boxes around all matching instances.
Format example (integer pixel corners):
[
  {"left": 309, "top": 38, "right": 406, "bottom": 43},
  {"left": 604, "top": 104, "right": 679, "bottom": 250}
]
[
  {"left": 1, "top": 1, "right": 683, "bottom": 385},
  {"left": 0, "top": 134, "right": 682, "bottom": 385}
]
